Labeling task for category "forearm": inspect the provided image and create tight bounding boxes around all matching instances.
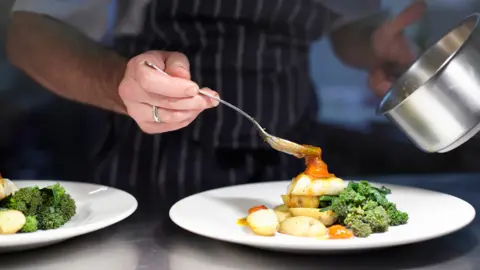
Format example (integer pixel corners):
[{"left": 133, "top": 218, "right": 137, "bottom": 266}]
[
  {"left": 328, "top": 11, "right": 389, "bottom": 70},
  {"left": 6, "top": 12, "right": 127, "bottom": 114}
]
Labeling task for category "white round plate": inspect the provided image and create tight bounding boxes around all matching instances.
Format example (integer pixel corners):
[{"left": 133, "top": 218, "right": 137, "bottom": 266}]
[
  {"left": 0, "top": 180, "right": 138, "bottom": 253},
  {"left": 169, "top": 180, "right": 475, "bottom": 253}
]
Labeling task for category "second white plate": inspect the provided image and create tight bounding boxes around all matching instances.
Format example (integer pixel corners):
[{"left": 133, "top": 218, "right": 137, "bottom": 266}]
[
  {"left": 0, "top": 180, "right": 138, "bottom": 253},
  {"left": 169, "top": 180, "right": 475, "bottom": 253}
]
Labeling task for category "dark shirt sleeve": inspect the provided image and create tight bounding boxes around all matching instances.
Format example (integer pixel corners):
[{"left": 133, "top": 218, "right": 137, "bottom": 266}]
[
  {"left": 318, "top": 0, "right": 384, "bottom": 33},
  {"left": 11, "top": 0, "right": 113, "bottom": 41}
]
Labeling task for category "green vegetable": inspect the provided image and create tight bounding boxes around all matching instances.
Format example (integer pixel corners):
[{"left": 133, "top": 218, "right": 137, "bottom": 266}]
[
  {"left": 319, "top": 181, "right": 408, "bottom": 238},
  {"left": 348, "top": 219, "right": 372, "bottom": 238},
  {"left": 20, "top": 216, "right": 38, "bottom": 233},
  {"left": 38, "top": 206, "right": 66, "bottom": 230},
  {"left": 37, "top": 184, "right": 76, "bottom": 230},
  {"left": 0, "top": 183, "right": 76, "bottom": 232},
  {"left": 363, "top": 206, "right": 390, "bottom": 233},
  {"left": 40, "top": 183, "right": 76, "bottom": 221},
  {"left": 1, "top": 186, "right": 43, "bottom": 216},
  {"left": 384, "top": 202, "right": 408, "bottom": 226}
]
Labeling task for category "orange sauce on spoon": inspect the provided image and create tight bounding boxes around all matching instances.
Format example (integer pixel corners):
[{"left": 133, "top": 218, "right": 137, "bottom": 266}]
[{"left": 297, "top": 145, "right": 334, "bottom": 179}]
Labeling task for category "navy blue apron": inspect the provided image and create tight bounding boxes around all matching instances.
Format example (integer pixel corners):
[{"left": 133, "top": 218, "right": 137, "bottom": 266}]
[{"left": 92, "top": 0, "right": 331, "bottom": 201}]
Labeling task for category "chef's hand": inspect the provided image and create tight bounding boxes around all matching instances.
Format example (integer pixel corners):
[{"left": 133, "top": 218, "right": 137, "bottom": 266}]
[
  {"left": 118, "top": 51, "right": 219, "bottom": 134},
  {"left": 368, "top": 1, "right": 427, "bottom": 97}
]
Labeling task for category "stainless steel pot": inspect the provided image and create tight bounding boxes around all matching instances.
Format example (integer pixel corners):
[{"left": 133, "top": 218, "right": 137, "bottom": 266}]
[{"left": 377, "top": 13, "right": 480, "bottom": 153}]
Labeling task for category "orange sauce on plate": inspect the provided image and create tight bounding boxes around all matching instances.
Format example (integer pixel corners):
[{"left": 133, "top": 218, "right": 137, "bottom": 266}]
[
  {"left": 236, "top": 218, "right": 248, "bottom": 226},
  {"left": 248, "top": 205, "right": 267, "bottom": 214},
  {"left": 328, "top": 225, "right": 353, "bottom": 239},
  {"left": 237, "top": 205, "right": 268, "bottom": 226}
]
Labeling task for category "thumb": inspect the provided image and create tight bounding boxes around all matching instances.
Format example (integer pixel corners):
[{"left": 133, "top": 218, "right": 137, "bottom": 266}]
[
  {"left": 387, "top": 1, "right": 427, "bottom": 34},
  {"left": 164, "top": 52, "right": 192, "bottom": 80}
]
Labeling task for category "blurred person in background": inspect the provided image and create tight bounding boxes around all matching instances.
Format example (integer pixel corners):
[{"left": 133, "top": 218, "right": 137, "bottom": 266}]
[{"left": 6, "top": 0, "right": 425, "bottom": 197}]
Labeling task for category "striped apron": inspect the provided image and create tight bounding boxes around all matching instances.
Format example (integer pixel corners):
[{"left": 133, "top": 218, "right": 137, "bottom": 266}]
[{"left": 92, "top": 0, "right": 334, "bottom": 200}]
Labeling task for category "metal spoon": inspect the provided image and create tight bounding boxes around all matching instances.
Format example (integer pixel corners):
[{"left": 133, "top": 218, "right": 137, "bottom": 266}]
[{"left": 144, "top": 61, "right": 317, "bottom": 158}]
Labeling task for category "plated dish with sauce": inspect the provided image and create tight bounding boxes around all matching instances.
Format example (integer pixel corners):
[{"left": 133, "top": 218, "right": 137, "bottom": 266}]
[
  {"left": 239, "top": 144, "right": 408, "bottom": 240},
  {"left": 170, "top": 179, "right": 475, "bottom": 252},
  {"left": 170, "top": 143, "right": 476, "bottom": 253}
]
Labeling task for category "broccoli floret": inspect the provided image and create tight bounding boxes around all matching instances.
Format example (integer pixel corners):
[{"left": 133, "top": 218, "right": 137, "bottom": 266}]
[
  {"left": 322, "top": 181, "right": 408, "bottom": 237},
  {"left": 330, "top": 197, "right": 349, "bottom": 219},
  {"left": 369, "top": 189, "right": 389, "bottom": 206},
  {"left": 20, "top": 216, "right": 38, "bottom": 233},
  {"left": 0, "top": 183, "right": 76, "bottom": 232},
  {"left": 57, "top": 194, "right": 76, "bottom": 220},
  {"left": 34, "top": 184, "right": 76, "bottom": 230},
  {"left": 374, "top": 185, "right": 391, "bottom": 195},
  {"left": 384, "top": 202, "right": 409, "bottom": 226},
  {"left": 346, "top": 181, "right": 358, "bottom": 190},
  {"left": 343, "top": 207, "right": 364, "bottom": 226},
  {"left": 41, "top": 187, "right": 76, "bottom": 218},
  {"left": 349, "top": 219, "right": 372, "bottom": 238},
  {"left": 362, "top": 200, "right": 378, "bottom": 211},
  {"left": 38, "top": 206, "right": 66, "bottom": 230},
  {"left": 1, "top": 186, "right": 43, "bottom": 216},
  {"left": 363, "top": 206, "right": 390, "bottom": 233},
  {"left": 40, "top": 183, "right": 66, "bottom": 205},
  {"left": 389, "top": 210, "right": 408, "bottom": 226},
  {"left": 338, "top": 188, "right": 357, "bottom": 202},
  {"left": 355, "top": 181, "right": 372, "bottom": 195},
  {"left": 353, "top": 181, "right": 390, "bottom": 206}
]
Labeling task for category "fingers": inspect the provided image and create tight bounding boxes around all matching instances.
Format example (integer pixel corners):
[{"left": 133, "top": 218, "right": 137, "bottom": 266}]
[
  {"left": 377, "top": 36, "right": 415, "bottom": 65},
  {"left": 368, "top": 67, "right": 392, "bottom": 97},
  {"left": 125, "top": 101, "right": 200, "bottom": 134},
  {"left": 119, "top": 78, "right": 216, "bottom": 134},
  {"left": 369, "top": 1, "right": 426, "bottom": 97},
  {"left": 120, "top": 50, "right": 222, "bottom": 134},
  {"left": 127, "top": 51, "right": 199, "bottom": 98},
  {"left": 119, "top": 78, "right": 218, "bottom": 110},
  {"left": 373, "top": 23, "right": 416, "bottom": 64},
  {"left": 387, "top": 1, "right": 427, "bottom": 34},
  {"left": 139, "top": 118, "right": 196, "bottom": 134},
  {"left": 197, "top": 88, "right": 220, "bottom": 107},
  {"left": 127, "top": 102, "right": 203, "bottom": 124},
  {"left": 150, "top": 88, "right": 219, "bottom": 110},
  {"left": 150, "top": 94, "right": 217, "bottom": 111}
]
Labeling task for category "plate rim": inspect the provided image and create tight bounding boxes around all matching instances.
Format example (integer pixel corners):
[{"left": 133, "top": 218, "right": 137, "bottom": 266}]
[
  {"left": 169, "top": 180, "right": 476, "bottom": 251},
  {"left": 0, "top": 180, "right": 138, "bottom": 247}
]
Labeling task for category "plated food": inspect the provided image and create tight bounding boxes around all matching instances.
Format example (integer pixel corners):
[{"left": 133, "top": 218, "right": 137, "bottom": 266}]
[
  {"left": 170, "top": 174, "right": 474, "bottom": 252},
  {"left": 0, "top": 175, "right": 76, "bottom": 234},
  {"left": 0, "top": 180, "right": 137, "bottom": 253},
  {"left": 240, "top": 144, "right": 408, "bottom": 239}
]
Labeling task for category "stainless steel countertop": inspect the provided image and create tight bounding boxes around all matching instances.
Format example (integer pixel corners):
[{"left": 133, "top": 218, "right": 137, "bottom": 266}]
[{"left": 1, "top": 174, "right": 479, "bottom": 270}]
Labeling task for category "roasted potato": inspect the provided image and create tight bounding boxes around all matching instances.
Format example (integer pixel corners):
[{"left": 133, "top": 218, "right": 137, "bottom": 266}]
[
  {"left": 0, "top": 210, "right": 26, "bottom": 234},
  {"left": 281, "top": 194, "right": 319, "bottom": 208},
  {"left": 279, "top": 216, "right": 327, "bottom": 238},
  {"left": 274, "top": 204, "right": 289, "bottom": 212},
  {"left": 289, "top": 208, "right": 337, "bottom": 226},
  {"left": 273, "top": 204, "right": 291, "bottom": 222},
  {"left": 246, "top": 209, "right": 279, "bottom": 236}
]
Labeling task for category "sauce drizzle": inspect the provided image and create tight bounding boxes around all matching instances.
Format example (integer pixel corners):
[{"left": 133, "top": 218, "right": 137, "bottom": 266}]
[
  {"left": 298, "top": 145, "right": 333, "bottom": 178},
  {"left": 328, "top": 225, "right": 353, "bottom": 239},
  {"left": 248, "top": 205, "right": 267, "bottom": 214},
  {"left": 236, "top": 218, "right": 248, "bottom": 226}
]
